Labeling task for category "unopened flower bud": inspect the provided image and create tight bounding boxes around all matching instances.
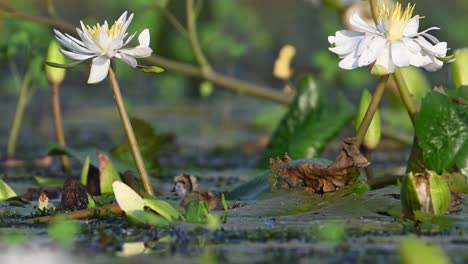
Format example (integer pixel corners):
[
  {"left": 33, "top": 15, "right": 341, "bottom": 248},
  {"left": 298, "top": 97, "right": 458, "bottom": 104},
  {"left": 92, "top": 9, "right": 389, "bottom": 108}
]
[
  {"left": 355, "top": 89, "right": 381, "bottom": 149},
  {"left": 45, "top": 40, "right": 66, "bottom": 85},
  {"left": 452, "top": 49, "right": 468, "bottom": 89},
  {"left": 401, "top": 171, "right": 451, "bottom": 219}
]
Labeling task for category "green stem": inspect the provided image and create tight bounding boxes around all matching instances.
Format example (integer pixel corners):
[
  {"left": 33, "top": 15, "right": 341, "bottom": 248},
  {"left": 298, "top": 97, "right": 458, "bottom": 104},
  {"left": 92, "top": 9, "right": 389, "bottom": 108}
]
[
  {"left": 7, "top": 69, "right": 32, "bottom": 159},
  {"left": 186, "top": 0, "right": 212, "bottom": 74},
  {"left": 355, "top": 75, "right": 389, "bottom": 147},
  {"left": 51, "top": 82, "right": 71, "bottom": 173},
  {"left": 393, "top": 69, "right": 417, "bottom": 124},
  {"left": 108, "top": 67, "right": 154, "bottom": 196}
]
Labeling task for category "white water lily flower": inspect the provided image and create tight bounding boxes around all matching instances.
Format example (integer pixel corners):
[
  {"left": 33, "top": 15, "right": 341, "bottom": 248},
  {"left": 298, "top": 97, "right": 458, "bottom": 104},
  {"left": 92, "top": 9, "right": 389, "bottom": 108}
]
[
  {"left": 328, "top": 2, "right": 448, "bottom": 74},
  {"left": 54, "top": 11, "right": 152, "bottom": 83}
]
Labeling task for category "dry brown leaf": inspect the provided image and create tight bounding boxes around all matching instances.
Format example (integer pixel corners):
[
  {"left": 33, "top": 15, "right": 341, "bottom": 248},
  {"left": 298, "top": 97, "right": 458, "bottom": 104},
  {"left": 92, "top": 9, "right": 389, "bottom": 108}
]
[
  {"left": 61, "top": 177, "right": 89, "bottom": 211},
  {"left": 270, "top": 137, "right": 369, "bottom": 193}
]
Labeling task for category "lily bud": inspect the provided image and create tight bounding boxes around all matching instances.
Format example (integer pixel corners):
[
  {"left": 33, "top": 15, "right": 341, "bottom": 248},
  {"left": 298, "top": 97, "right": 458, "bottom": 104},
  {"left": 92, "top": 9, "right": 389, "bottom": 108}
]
[
  {"left": 45, "top": 39, "right": 66, "bottom": 85},
  {"left": 452, "top": 49, "right": 468, "bottom": 89},
  {"left": 355, "top": 89, "right": 381, "bottom": 149},
  {"left": 401, "top": 171, "right": 451, "bottom": 219},
  {"left": 273, "top": 45, "right": 295, "bottom": 80}
]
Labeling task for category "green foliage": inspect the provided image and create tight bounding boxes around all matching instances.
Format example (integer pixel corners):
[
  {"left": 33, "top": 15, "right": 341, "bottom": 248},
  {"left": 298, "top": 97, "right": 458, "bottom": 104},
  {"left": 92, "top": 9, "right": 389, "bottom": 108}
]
[
  {"left": 112, "top": 181, "right": 178, "bottom": 226},
  {"left": 47, "top": 218, "right": 80, "bottom": 249},
  {"left": 258, "top": 75, "right": 354, "bottom": 168},
  {"left": 99, "top": 154, "right": 121, "bottom": 194},
  {"left": 0, "top": 178, "right": 17, "bottom": 201},
  {"left": 185, "top": 201, "right": 220, "bottom": 230},
  {"left": 415, "top": 90, "right": 468, "bottom": 174},
  {"left": 144, "top": 198, "right": 182, "bottom": 221},
  {"left": 311, "top": 221, "right": 346, "bottom": 242},
  {"left": 110, "top": 117, "right": 174, "bottom": 174},
  {"left": 399, "top": 237, "right": 451, "bottom": 264}
]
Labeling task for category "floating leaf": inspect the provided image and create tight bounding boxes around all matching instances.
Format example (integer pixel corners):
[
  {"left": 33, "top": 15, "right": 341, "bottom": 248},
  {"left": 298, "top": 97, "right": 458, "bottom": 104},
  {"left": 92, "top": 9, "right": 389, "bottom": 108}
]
[
  {"left": 112, "top": 181, "right": 144, "bottom": 214},
  {"left": 144, "top": 198, "right": 182, "bottom": 221},
  {"left": 0, "top": 178, "right": 17, "bottom": 201},
  {"left": 415, "top": 90, "right": 468, "bottom": 174},
  {"left": 259, "top": 75, "right": 353, "bottom": 167},
  {"left": 97, "top": 151, "right": 121, "bottom": 194},
  {"left": 399, "top": 237, "right": 451, "bottom": 264},
  {"left": 185, "top": 201, "right": 220, "bottom": 230}
]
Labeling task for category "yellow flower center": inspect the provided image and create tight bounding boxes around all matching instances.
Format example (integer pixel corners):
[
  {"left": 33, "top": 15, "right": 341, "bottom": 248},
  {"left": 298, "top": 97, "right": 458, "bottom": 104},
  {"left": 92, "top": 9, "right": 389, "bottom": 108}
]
[
  {"left": 379, "top": 1, "right": 415, "bottom": 41},
  {"left": 86, "top": 20, "right": 124, "bottom": 42}
]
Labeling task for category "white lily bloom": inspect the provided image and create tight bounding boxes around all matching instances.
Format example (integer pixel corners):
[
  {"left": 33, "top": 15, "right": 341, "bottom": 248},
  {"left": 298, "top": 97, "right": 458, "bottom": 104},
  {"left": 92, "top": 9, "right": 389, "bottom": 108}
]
[
  {"left": 328, "top": 2, "right": 448, "bottom": 74},
  {"left": 54, "top": 11, "right": 152, "bottom": 83}
]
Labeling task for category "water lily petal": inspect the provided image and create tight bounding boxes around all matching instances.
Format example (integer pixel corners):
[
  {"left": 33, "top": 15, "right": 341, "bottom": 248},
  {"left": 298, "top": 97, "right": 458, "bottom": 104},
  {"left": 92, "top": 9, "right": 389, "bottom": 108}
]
[
  {"left": 121, "top": 13, "right": 134, "bottom": 37},
  {"left": 60, "top": 48, "right": 95, "bottom": 61},
  {"left": 432, "top": 42, "right": 448, "bottom": 57},
  {"left": 55, "top": 30, "right": 93, "bottom": 54},
  {"left": 424, "top": 57, "right": 443, "bottom": 71},
  {"left": 138, "top": 29, "right": 150, "bottom": 47},
  {"left": 358, "top": 37, "right": 386, "bottom": 67},
  {"left": 119, "top": 46, "right": 153, "bottom": 58},
  {"left": 115, "top": 52, "right": 137, "bottom": 67},
  {"left": 403, "top": 38, "right": 421, "bottom": 53},
  {"left": 391, "top": 41, "right": 410, "bottom": 67},
  {"left": 403, "top": 16, "right": 420, "bottom": 37},
  {"left": 349, "top": 12, "right": 381, "bottom": 35},
  {"left": 88, "top": 56, "right": 111, "bottom": 84},
  {"left": 338, "top": 49, "right": 359, "bottom": 69},
  {"left": 375, "top": 43, "right": 395, "bottom": 73}
]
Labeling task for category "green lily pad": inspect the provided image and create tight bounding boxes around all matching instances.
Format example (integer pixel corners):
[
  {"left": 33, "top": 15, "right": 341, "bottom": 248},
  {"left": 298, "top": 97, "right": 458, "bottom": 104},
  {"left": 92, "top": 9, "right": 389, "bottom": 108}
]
[
  {"left": 258, "top": 75, "right": 353, "bottom": 168},
  {"left": 415, "top": 90, "right": 468, "bottom": 175}
]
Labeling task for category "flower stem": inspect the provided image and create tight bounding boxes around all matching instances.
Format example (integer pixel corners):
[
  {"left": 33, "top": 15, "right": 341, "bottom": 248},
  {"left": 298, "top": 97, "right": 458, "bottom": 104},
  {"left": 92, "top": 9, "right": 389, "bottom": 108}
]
[
  {"left": 108, "top": 67, "right": 154, "bottom": 196},
  {"left": 393, "top": 69, "right": 416, "bottom": 124},
  {"left": 51, "top": 82, "right": 71, "bottom": 173},
  {"left": 186, "top": 0, "right": 212, "bottom": 74},
  {"left": 7, "top": 69, "right": 31, "bottom": 159},
  {"left": 355, "top": 75, "right": 389, "bottom": 147}
]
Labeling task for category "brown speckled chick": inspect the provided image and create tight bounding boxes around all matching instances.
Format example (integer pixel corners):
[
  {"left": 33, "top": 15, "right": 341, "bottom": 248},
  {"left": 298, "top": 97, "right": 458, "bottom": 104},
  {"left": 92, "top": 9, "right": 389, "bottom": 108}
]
[{"left": 173, "top": 174, "right": 223, "bottom": 210}]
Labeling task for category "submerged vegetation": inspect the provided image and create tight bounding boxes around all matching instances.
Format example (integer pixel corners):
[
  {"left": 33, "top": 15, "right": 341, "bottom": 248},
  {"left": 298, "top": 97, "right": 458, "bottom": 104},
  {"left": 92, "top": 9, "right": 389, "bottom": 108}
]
[{"left": 0, "top": 0, "right": 467, "bottom": 263}]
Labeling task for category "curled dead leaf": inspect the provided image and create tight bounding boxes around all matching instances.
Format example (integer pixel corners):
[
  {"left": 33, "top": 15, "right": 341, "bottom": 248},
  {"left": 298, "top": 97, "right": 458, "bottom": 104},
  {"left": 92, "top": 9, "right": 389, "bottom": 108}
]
[{"left": 270, "top": 137, "right": 369, "bottom": 193}]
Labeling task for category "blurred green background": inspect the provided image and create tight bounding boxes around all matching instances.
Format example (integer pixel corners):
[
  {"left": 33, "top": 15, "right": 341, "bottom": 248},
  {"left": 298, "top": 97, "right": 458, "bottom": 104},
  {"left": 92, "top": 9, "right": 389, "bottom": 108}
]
[{"left": 0, "top": 0, "right": 466, "bottom": 152}]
